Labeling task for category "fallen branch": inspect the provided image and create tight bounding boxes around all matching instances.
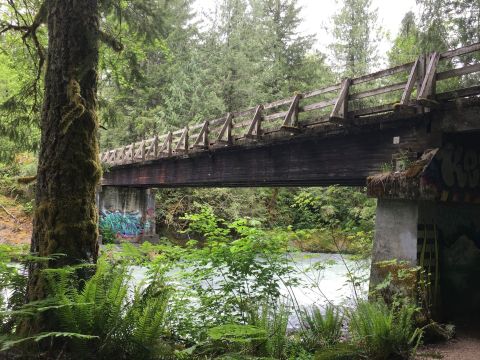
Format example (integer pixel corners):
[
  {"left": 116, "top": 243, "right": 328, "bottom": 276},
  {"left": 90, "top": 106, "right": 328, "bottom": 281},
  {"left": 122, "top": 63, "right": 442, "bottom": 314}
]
[{"left": 0, "top": 204, "right": 18, "bottom": 223}]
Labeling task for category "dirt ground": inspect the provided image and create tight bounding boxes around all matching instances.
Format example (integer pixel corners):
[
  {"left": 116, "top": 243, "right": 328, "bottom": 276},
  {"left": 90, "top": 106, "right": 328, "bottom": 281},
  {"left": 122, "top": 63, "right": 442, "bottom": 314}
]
[
  {"left": 0, "top": 194, "right": 32, "bottom": 245},
  {"left": 416, "top": 329, "right": 480, "bottom": 360}
]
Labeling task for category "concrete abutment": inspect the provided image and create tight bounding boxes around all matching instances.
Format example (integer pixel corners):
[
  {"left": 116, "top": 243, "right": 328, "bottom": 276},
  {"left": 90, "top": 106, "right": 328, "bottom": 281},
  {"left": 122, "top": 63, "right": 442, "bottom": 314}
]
[{"left": 97, "top": 186, "right": 158, "bottom": 244}]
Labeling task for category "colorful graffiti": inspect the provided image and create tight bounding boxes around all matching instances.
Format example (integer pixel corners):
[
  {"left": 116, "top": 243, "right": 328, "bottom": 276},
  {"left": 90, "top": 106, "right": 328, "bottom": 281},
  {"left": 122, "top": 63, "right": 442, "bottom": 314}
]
[{"left": 99, "top": 209, "right": 144, "bottom": 238}]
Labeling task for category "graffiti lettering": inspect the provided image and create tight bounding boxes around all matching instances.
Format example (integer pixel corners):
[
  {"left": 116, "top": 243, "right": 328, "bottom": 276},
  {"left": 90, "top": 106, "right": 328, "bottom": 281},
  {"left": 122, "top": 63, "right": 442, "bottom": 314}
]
[
  {"left": 99, "top": 210, "right": 144, "bottom": 238},
  {"left": 437, "top": 144, "right": 480, "bottom": 189}
]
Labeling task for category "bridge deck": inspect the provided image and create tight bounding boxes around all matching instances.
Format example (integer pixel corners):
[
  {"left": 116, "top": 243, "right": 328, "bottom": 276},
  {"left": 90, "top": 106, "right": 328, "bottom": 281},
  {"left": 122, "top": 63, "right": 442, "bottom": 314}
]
[{"left": 101, "top": 43, "right": 480, "bottom": 188}]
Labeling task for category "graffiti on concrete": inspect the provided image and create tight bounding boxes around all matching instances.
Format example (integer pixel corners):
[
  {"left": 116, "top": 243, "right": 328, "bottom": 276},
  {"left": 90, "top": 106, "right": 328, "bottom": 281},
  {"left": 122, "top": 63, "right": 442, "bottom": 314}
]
[
  {"left": 99, "top": 209, "right": 144, "bottom": 238},
  {"left": 436, "top": 144, "right": 480, "bottom": 189},
  {"left": 422, "top": 141, "right": 480, "bottom": 202}
]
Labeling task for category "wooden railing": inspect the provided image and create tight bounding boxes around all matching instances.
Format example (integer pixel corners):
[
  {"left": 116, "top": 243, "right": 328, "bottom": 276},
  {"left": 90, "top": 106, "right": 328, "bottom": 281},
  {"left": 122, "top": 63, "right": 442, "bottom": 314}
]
[{"left": 101, "top": 42, "right": 480, "bottom": 166}]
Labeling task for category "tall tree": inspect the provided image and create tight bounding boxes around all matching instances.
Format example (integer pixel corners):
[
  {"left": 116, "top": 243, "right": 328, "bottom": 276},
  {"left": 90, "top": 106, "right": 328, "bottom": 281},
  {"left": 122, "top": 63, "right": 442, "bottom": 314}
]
[
  {"left": 24, "top": 0, "right": 101, "bottom": 304},
  {"left": 329, "top": 0, "right": 381, "bottom": 77}
]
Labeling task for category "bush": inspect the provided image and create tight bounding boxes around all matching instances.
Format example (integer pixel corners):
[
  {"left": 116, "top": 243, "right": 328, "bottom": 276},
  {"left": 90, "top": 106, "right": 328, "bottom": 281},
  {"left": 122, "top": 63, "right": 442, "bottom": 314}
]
[
  {"left": 348, "top": 300, "right": 422, "bottom": 360},
  {"left": 1, "top": 257, "right": 175, "bottom": 360},
  {"left": 300, "top": 305, "right": 344, "bottom": 351}
]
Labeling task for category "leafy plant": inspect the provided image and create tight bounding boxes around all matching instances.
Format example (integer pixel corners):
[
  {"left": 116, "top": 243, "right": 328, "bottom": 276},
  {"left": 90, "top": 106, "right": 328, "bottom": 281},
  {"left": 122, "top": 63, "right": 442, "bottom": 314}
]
[
  {"left": 348, "top": 300, "right": 423, "bottom": 360},
  {"left": 1, "top": 257, "right": 175, "bottom": 360},
  {"left": 300, "top": 305, "right": 344, "bottom": 351}
]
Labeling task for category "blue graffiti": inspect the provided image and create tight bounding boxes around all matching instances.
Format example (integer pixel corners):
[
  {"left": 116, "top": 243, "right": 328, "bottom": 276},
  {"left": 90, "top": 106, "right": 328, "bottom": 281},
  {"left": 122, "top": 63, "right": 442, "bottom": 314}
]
[{"left": 99, "top": 210, "right": 143, "bottom": 238}]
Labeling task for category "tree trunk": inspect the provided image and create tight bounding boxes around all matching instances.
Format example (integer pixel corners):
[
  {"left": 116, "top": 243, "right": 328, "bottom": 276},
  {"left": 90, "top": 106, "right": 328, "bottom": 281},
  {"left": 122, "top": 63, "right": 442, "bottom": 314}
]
[{"left": 27, "top": 0, "right": 100, "bottom": 304}]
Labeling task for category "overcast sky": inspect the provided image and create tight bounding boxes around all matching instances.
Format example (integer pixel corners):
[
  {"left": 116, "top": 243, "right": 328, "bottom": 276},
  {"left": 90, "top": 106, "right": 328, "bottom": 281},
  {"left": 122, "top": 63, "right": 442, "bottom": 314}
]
[{"left": 193, "top": 0, "right": 418, "bottom": 66}]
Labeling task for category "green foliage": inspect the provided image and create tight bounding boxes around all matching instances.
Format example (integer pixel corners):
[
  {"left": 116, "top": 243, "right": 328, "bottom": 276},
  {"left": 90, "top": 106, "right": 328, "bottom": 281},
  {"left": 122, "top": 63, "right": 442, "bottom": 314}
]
[
  {"left": 292, "top": 186, "right": 376, "bottom": 233},
  {"left": 300, "top": 305, "right": 344, "bottom": 351},
  {"left": 171, "top": 205, "right": 295, "bottom": 340},
  {"left": 329, "top": 0, "right": 382, "bottom": 77},
  {"left": 1, "top": 256, "right": 175, "bottom": 359},
  {"left": 348, "top": 300, "right": 423, "bottom": 360}
]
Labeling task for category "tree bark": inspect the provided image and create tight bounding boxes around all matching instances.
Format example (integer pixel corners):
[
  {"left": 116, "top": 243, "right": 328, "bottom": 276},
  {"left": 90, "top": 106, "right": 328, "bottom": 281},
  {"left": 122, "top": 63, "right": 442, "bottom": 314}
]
[{"left": 27, "top": 0, "right": 101, "bottom": 304}]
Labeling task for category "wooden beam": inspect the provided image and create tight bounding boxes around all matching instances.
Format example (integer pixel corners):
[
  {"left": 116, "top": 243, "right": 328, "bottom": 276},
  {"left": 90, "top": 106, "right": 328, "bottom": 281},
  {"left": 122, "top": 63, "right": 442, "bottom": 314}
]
[
  {"left": 330, "top": 78, "right": 351, "bottom": 122},
  {"left": 245, "top": 105, "right": 263, "bottom": 139},
  {"left": 394, "top": 58, "right": 420, "bottom": 113},
  {"left": 175, "top": 127, "right": 189, "bottom": 153},
  {"left": 418, "top": 52, "right": 440, "bottom": 105},
  {"left": 281, "top": 93, "right": 302, "bottom": 132},
  {"left": 217, "top": 113, "right": 234, "bottom": 145},
  {"left": 193, "top": 121, "right": 210, "bottom": 149},
  {"left": 436, "top": 63, "right": 480, "bottom": 81}
]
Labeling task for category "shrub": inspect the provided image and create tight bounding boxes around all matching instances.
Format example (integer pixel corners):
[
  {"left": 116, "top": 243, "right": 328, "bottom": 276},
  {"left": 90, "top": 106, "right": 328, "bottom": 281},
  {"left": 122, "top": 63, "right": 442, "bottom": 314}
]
[
  {"left": 348, "top": 300, "right": 422, "bottom": 360},
  {"left": 1, "top": 257, "right": 175, "bottom": 360},
  {"left": 300, "top": 305, "right": 344, "bottom": 351}
]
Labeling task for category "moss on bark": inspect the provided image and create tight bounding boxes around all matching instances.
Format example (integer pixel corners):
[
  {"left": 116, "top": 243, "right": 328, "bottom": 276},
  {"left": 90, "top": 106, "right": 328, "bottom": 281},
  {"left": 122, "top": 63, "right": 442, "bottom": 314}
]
[{"left": 26, "top": 0, "right": 101, "bottom": 311}]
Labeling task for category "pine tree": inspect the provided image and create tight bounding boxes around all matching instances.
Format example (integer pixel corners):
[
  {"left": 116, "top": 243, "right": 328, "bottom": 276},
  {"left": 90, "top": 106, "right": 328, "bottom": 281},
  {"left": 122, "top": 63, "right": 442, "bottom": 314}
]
[{"left": 329, "top": 0, "right": 381, "bottom": 77}]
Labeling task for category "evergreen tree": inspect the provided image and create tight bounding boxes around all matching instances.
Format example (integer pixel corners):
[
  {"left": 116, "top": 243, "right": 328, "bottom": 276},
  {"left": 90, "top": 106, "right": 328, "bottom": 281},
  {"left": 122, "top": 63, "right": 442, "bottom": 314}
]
[{"left": 329, "top": 0, "right": 381, "bottom": 77}]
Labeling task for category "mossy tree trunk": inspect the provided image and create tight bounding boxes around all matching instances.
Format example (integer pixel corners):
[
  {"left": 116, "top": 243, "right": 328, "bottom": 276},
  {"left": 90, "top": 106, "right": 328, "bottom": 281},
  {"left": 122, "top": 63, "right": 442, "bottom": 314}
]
[{"left": 27, "top": 0, "right": 101, "bottom": 304}]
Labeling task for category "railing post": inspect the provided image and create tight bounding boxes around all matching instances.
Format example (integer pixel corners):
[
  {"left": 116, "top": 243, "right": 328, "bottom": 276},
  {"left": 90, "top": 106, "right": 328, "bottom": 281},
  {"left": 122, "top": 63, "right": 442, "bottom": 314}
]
[
  {"left": 193, "top": 121, "right": 210, "bottom": 149},
  {"left": 417, "top": 52, "right": 440, "bottom": 107},
  {"left": 153, "top": 135, "right": 159, "bottom": 159},
  {"left": 140, "top": 140, "right": 145, "bottom": 162},
  {"left": 330, "top": 78, "right": 351, "bottom": 122},
  {"left": 245, "top": 105, "right": 263, "bottom": 139},
  {"left": 217, "top": 113, "right": 234, "bottom": 145},
  {"left": 175, "top": 126, "right": 189, "bottom": 153},
  {"left": 281, "top": 94, "right": 301, "bottom": 132}
]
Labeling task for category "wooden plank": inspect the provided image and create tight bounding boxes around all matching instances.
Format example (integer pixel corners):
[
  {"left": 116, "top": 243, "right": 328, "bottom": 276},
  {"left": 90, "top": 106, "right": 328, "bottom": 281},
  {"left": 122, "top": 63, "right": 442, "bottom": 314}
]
[
  {"left": 399, "top": 59, "right": 419, "bottom": 105},
  {"left": 264, "top": 97, "right": 295, "bottom": 110},
  {"left": 349, "top": 81, "right": 407, "bottom": 101},
  {"left": 264, "top": 111, "right": 288, "bottom": 122},
  {"left": 245, "top": 105, "right": 263, "bottom": 139},
  {"left": 303, "top": 84, "right": 342, "bottom": 99},
  {"left": 436, "top": 85, "right": 480, "bottom": 101},
  {"left": 330, "top": 78, "right": 351, "bottom": 121},
  {"left": 175, "top": 126, "right": 189, "bottom": 153},
  {"left": 216, "top": 113, "right": 234, "bottom": 145},
  {"left": 349, "top": 103, "right": 396, "bottom": 117},
  {"left": 193, "top": 121, "right": 210, "bottom": 149},
  {"left": 436, "top": 63, "right": 480, "bottom": 81},
  {"left": 418, "top": 52, "right": 440, "bottom": 102},
  {"left": 282, "top": 93, "right": 301, "bottom": 129},
  {"left": 352, "top": 62, "right": 413, "bottom": 85},
  {"left": 440, "top": 42, "right": 480, "bottom": 59},
  {"left": 302, "top": 98, "right": 337, "bottom": 112}
]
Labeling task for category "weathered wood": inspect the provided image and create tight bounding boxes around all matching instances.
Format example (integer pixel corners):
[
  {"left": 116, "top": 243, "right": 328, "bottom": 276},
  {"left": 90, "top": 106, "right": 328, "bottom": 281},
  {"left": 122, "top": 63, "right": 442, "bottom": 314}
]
[
  {"left": 102, "top": 116, "right": 436, "bottom": 188},
  {"left": 349, "top": 103, "right": 396, "bottom": 117},
  {"left": 418, "top": 52, "right": 440, "bottom": 102},
  {"left": 193, "top": 121, "right": 210, "bottom": 149},
  {"left": 399, "top": 58, "right": 419, "bottom": 106},
  {"left": 436, "top": 63, "right": 480, "bottom": 81},
  {"left": 217, "top": 113, "right": 234, "bottom": 145},
  {"left": 301, "top": 98, "right": 337, "bottom": 112},
  {"left": 436, "top": 85, "right": 480, "bottom": 101},
  {"left": 264, "top": 97, "right": 295, "bottom": 110},
  {"left": 153, "top": 136, "right": 159, "bottom": 158},
  {"left": 349, "top": 81, "right": 407, "bottom": 101},
  {"left": 440, "top": 41, "right": 480, "bottom": 59},
  {"left": 263, "top": 111, "right": 288, "bottom": 122},
  {"left": 282, "top": 94, "right": 301, "bottom": 129},
  {"left": 330, "top": 78, "right": 351, "bottom": 121},
  {"left": 175, "top": 127, "right": 189, "bottom": 153},
  {"left": 99, "top": 42, "right": 480, "bottom": 167},
  {"left": 303, "top": 84, "right": 342, "bottom": 99},
  {"left": 245, "top": 105, "right": 264, "bottom": 139},
  {"left": 352, "top": 63, "right": 413, "bottom": 85}
]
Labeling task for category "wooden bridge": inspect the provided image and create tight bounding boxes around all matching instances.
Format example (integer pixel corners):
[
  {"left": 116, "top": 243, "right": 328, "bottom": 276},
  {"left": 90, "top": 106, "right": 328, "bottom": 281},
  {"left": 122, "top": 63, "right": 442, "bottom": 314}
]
[{"left": 101, "top": 43, "right": 480, "bottom": 188}]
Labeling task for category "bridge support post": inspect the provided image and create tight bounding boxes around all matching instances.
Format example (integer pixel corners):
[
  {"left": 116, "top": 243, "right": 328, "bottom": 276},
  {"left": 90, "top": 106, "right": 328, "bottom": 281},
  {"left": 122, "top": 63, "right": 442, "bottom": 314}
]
[
  {"left": 369, "top": 199, "right": 419, "bottom": 286},
  {"left": 368, "top": 133, "right": 480, "bottom": 323},
  {"left": 97, "top": 186, "right": 159, "bottom": 244}
]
